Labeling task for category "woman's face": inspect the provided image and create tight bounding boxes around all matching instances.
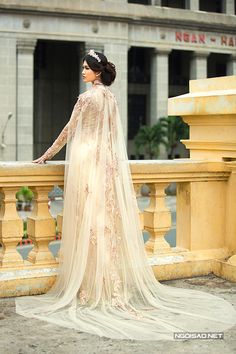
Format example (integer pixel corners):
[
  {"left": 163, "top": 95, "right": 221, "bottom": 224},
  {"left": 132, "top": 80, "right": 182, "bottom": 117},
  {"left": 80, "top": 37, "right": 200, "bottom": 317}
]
[{"left": 82, "top": 60, "right": 100, "bottom": 83}]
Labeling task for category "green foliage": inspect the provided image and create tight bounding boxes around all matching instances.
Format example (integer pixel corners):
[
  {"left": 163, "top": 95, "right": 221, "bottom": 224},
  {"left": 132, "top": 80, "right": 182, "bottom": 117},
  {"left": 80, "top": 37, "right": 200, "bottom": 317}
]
[
  {"left": 159, "top": 116, "right": 189, "bottom": 159},
  {"left": 133, "top": 116, "right": 189, "bottom": 160},
  {"left": 16, "top": 186, "right": 34, "bottom": 202},
  {"left": 134, "top": 122, "right": 168, "bottom": 159}
]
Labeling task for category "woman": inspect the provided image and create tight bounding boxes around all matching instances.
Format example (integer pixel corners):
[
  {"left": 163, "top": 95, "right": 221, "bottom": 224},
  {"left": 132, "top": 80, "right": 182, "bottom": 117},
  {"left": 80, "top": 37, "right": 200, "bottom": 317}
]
[{"left": 15, "top": 50, "right": 236, "bottom": 340}]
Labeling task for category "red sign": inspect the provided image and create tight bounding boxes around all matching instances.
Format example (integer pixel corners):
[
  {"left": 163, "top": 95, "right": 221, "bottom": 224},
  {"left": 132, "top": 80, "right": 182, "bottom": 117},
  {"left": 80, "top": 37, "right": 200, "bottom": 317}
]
[
  {"left": 221, "top": 35, "right": 236, "bottom": 46},
  {"left": 175, "top": 31, "right": 236, "bottom": 47},
  {"left": 176, "top": 31, "right": 205, "bottom": 44}
]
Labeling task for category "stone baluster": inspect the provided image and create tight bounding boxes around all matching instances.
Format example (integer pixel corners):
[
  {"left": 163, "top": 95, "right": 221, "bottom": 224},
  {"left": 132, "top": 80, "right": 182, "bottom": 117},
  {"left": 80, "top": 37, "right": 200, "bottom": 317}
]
[
  {"left": 0, "top": 187, "right": 24, "bottom": 267},
  {"left": 27, "top": 186, "right": 56, "bottom": 265},
  {"left": 144, "top": 183, "right": 172, "bottom": 255},
  {"left": 133, "top": 183, "right": 144, "bottom": 230}
]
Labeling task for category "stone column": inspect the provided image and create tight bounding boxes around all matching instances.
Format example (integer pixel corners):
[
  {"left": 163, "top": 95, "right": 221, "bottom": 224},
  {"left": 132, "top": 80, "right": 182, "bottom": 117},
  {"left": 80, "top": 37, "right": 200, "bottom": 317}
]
[
  {"left": 77, "top": 43, "right": 86, "bottom": 95},
  {"left": 168, "top": 75, "right": 236, "bottom": 160},
  {"left": 227, "top": 54, "right": 236, "bottom": 76},
  {"left": 169, "top": 76, "right": 236, "bottom": 281},
  {"left": 16, "top": 39, "right": 36, "bottom": 161},
  {"left": 0, "top": 38, "right": 16, "bottom": 161},
  {"left": 150, "top": 48, "right": 170, "bottom": 125},
  {"left": 185, "top": 0, "right": 199, "bottom": 11},
  {"left": 151, "top": 0, "right": 161, "bottom": 5},
  {"left": 222, "top": 0, "right": 235, "bottom": 15},
  {"left": 104, "top": 42, "right": 128, "bottom": 144},
  {"left": 225, "top": 162, "right": 236, "bottom": 256},
  {"left": 85, "top": 42, "right": 104, "bottom": 55},
  {"left": 190, "top": 51, "right": 209, "bottom": 80}
]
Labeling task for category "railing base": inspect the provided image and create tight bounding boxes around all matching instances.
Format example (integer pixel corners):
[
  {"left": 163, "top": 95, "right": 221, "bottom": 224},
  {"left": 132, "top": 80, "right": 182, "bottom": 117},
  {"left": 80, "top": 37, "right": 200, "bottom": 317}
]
[
  {"left": 1, "top": 249, "right": 235, "bottom": 298},
  {"left": 0, "top": 267, "right": 58, "bottom": 298},
  {"left": 150, "top": 247, "right": 236, "bottom": 282},
  {"left": 213, "top": 260, "right": 236, "bottom": 282}
]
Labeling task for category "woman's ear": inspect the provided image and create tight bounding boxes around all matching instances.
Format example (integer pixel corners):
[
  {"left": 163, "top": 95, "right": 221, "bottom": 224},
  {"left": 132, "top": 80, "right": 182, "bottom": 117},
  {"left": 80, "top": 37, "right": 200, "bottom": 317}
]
[{"left": 96, "top": 72, "right": 101, "bottom": 77}]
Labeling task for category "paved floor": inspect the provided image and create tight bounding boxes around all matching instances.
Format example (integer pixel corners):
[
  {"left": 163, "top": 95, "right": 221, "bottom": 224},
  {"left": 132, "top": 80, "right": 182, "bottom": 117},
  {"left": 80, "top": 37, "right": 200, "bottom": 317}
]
[{"left": 0, "top": 274, "right": 235, "bottom": 354}]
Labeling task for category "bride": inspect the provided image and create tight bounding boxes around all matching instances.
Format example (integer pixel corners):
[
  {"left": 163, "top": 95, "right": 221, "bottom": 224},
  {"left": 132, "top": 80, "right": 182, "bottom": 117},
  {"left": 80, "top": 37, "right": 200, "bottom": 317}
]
[{"left": 15, "top": 49, "right": 236, "bottom": 340}]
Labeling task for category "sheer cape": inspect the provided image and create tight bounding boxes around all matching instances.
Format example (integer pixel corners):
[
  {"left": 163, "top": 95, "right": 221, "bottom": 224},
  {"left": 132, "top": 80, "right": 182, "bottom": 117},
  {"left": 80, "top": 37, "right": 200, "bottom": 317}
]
[{"left": 15, "top": 82, "right": 236, "bottom": 340}]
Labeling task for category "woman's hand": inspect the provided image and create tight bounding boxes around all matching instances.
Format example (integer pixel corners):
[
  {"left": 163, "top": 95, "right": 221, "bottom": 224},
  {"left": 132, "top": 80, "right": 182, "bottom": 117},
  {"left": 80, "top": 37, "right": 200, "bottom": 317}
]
[{"left": 32, "top": 154, "right": 49, "bottom": 164}]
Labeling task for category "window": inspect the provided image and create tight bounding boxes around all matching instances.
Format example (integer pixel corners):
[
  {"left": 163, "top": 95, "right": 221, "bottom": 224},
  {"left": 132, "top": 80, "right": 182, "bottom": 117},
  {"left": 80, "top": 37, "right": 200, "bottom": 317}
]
[
  {"left": 199, "top": 0, "right": 223, "bottom": 13},
  {"left": 128, "top": 47, "right": 150, "bottom": 84},
  {"left": 161, "top": 0, "right": 185, "bottom": 9},
  {"left": 128, "top": 0, "right": 151, "bottom": 4},
  {"left": 128, "top": 95, "right": 146, "bottom": 140},
  {"left": 207, "top": 53, "right": 228, "bottom": 78},
  {"left": 169, "top": 50, "right": 191, "bottom": 91}
]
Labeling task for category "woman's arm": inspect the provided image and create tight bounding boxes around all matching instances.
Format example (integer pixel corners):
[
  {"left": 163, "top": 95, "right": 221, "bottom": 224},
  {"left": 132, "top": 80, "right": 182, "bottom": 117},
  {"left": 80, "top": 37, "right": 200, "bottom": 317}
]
[
  {"left": 33, "top": 96, "right": 84, "bottom": 164},
  {"left": 33, "top": 123, "right": 69, "bottom": 163}
]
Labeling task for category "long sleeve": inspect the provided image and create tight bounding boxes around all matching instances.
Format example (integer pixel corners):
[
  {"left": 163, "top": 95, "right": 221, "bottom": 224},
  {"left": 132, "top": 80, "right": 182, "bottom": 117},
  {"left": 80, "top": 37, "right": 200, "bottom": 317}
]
[{"left": 42, "top": 95, "right": 84, "bottom": 160}]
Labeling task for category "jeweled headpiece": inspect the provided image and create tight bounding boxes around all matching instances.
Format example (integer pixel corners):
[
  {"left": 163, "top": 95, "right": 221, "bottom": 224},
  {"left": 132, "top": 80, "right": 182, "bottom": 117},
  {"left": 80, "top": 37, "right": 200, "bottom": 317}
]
[{"left": 87, "top": 49, "right": 101, "bottom": 63}]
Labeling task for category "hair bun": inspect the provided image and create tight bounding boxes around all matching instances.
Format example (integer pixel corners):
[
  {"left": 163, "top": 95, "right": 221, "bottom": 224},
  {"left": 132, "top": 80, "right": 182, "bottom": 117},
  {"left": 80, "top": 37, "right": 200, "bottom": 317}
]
[
  {"left": 105, "top": 61, "right": 115, "bottom": 72},
  {"left": 101, "top": 61, "right": 116, "bottom": 86}
]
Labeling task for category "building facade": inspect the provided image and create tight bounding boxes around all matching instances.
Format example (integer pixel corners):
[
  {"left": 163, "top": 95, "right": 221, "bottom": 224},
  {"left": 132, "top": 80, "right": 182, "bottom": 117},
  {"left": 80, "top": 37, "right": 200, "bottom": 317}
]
[{"left": 0, "top": 0, "right": 236, "bottom": 161}]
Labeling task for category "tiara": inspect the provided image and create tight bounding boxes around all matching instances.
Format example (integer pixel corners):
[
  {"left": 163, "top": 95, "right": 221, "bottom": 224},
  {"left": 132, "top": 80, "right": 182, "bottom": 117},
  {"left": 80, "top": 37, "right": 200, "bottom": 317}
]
[{"left": 88, "top": 49, "right": 101, "bottom": 63}]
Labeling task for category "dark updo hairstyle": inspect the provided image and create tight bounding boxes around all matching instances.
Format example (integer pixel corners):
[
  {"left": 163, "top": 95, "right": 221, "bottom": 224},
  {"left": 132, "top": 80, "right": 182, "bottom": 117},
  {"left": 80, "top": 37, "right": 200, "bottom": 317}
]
[{"left": 83, "top": 50, "right": 116, "bottom": 86}]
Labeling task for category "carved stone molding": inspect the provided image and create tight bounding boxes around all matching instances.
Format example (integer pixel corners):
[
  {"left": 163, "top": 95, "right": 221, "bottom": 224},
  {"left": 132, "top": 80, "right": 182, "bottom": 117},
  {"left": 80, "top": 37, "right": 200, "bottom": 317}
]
[{"left": 17, "top": 39, "right": 37, "bottom": 54}]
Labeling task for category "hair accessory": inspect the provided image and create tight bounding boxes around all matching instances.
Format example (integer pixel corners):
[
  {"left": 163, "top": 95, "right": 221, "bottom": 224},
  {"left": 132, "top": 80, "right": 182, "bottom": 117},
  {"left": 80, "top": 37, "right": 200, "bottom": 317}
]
[{"left": 88, "top": 49, "right": 101, "bottom": 63}]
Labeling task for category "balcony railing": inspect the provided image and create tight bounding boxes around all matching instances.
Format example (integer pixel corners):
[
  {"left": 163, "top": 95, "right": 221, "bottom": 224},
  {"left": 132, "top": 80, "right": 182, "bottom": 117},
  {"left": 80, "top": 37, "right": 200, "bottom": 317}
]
[
  {"left": 0, "top": 75, "right": 236, "bottom": 297},
  {"left": 0, "top": 158, "right": 235, "bottom": 297}
]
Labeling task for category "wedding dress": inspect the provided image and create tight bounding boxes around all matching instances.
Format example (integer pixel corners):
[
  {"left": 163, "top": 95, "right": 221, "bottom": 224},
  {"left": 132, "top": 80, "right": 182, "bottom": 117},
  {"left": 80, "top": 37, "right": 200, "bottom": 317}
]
[{"left": 15, "top": 81, "right": 236, "bottom": 340}]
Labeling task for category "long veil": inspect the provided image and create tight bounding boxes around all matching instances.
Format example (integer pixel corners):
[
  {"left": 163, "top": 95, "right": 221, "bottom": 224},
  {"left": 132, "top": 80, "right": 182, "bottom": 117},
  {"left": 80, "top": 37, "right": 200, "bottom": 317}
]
[{"left": 15, "top": 83, "right": 236, "bottom": 340}]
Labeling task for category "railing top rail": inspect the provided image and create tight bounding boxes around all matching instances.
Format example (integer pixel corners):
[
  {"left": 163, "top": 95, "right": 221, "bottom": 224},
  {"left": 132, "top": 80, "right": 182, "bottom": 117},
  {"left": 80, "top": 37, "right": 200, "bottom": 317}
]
[
  {"left": 130, "top": 160, "right": 230, "bottom": 183},
  {"left": 0, "top": 159, "right": 231, "bottom": 187},
  {"left": 0, "top": 161, "right": 65, "bottom": 186}
]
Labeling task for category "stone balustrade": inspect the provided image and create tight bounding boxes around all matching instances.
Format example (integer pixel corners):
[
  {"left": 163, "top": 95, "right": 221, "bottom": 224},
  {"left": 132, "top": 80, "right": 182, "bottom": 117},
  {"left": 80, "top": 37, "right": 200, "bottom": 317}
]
[
  {"left": 0, "top": 159, "right": 235, "bottom": 297},
  {"left": 1, "top": 75, "right": 236, "bottom": 297}
]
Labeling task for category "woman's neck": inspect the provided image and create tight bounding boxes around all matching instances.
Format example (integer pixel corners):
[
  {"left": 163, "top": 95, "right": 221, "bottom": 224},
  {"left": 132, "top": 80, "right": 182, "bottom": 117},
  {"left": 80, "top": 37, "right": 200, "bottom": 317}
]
[{"left": 92, "top": 79, "right": 103, "bottom": 86}]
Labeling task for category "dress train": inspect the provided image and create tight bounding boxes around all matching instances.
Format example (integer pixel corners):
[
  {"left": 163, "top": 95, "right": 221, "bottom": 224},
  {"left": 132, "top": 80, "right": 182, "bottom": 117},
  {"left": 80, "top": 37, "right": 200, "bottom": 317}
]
[{"left": 15, "top": 82, "right": 236, "bottom": 340}]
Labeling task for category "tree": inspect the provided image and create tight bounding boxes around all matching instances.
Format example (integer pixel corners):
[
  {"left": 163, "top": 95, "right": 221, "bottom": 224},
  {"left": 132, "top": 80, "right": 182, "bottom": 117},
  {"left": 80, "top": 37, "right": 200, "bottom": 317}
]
[
  {"left": 159, "top": 116, "right": 189, "bottom": 159},
  {"left": 134, "top": 122, "right": 167, "bottom": 159}
]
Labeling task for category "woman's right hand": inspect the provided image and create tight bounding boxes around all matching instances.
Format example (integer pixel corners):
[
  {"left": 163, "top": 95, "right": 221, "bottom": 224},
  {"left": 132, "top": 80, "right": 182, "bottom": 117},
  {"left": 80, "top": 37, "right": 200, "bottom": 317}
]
[{"left": 32, "top": 154, "right": 48, "bottom": 164}]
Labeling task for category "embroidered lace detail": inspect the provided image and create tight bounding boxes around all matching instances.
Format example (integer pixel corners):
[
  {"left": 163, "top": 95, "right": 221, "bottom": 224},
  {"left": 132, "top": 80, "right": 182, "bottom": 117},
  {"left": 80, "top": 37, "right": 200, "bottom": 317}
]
[
  {"left": 89, "top": 228, "right": 97, "bottom": 246},
  {"left": 104, "top": 226, "right": 111, "bottom": 236},
  {"left": 105, "top": 155, "right": 121, "bottom": 220},
  {"left": 110, "top": 268, "right": 122, "bottom": 297},
  {"left": 109, "top": 267, "right": 143, "bottom": 319},
  {"left": 78, "top": 289, "right": 88, "bottom": 305},
  {"left": 106, "top": 155, "right": 119, "bottom": 178}
]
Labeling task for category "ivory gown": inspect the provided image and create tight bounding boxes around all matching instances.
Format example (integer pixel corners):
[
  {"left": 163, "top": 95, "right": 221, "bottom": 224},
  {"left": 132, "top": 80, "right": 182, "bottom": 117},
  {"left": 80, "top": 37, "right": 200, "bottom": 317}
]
[{"left": 15, "top": 81, "right": 236, "bottom": 340}]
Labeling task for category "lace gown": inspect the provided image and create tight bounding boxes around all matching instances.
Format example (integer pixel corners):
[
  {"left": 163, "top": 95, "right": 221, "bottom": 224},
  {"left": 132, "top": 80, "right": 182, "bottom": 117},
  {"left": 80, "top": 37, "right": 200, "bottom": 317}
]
[{"left": 15, "top": 81, "right": 236, "bottom": 340}]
